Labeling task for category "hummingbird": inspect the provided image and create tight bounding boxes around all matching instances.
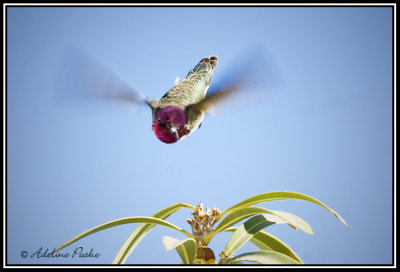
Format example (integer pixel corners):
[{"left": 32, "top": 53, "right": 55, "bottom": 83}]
[
  {"left": 147, "top": 56, "right": 219, "bottom": 143},
  {"left": 57, "top": 48, "right": 270, "bottom": 144}
]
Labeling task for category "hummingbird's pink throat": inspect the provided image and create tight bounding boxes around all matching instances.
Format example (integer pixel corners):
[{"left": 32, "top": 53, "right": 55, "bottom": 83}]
[
  {"left": 152, "top": 106, "right": 189, "bottom": 144},
  {"left": 152, "top": 122, "right": 190, "bottom": 144}
]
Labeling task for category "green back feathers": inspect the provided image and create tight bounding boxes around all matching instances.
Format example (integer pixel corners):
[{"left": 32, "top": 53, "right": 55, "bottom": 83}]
[{"left": 156, "top": 56, "right": 218, "bottom": 109}]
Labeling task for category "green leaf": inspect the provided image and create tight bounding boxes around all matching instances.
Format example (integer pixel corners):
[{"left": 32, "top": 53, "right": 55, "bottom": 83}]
[
  {"left": 220, "top": 191, "right": 351, "bottom": 228},
  {"left": 162, "top": 236, "right": 197, "bottom": 264},
  {"left": 214, "top": 206, "right": 275, "bottom": 233},
  {"left": 54, "top": 216, "right": 193, "bottom": 254},
  {"left": 270, "top": 210, "right": 313, "bottom": 235},
  {"left": 205, "top": 206, "right": 314, "bottom": 245},
  {"left": 223, "top": 214, "right": 278, "bottom": 257},
  {"left": 224, "top": 250, "right": 301, "bottom": 264},
  {"left": 224, "top": 227, "right": 302, "bottom": 263},
  {"left": 204, "top": 206, "right": 286, "bottom": 245},
  {"left": 113, "top": 203, "right": 195, "bottom": 264}
]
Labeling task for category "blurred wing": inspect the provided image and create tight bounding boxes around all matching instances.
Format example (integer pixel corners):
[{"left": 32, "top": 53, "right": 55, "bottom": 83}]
[
  {"left": 186, "top": 81, "right": 241, "bottom": 114},
  {"left": 187, "top": 44, "right": 280, "bottom": 115},
  {"left": 54, "top": 47, "right": 151, "bottom": 110}
]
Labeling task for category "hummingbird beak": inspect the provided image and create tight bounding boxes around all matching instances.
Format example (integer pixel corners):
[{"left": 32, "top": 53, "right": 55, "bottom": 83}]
[{"left": 168, "top": 126, "right": 179, "bottom": 141}]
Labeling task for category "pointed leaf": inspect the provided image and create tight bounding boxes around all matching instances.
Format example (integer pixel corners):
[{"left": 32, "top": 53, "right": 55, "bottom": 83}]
[
  {"left": 113, "top": 203, "right": 195, "bottom": 264},
  {"left": 271, "top": 210, "right": 313, "bottom": 235},
  {"left": 214, "top": 206, "right": 274, "bottom": 233},
  {"left": 204, "top": 206, "right": 284, "bottom": 245},
  {"left": 224, "top": 227, "right": 302, "bottom": 263},
  {"left": 54, "top": 216, "right": 192, "bottom": 253},
  {"left": 162, "top": 236, "right": 197, "bottom": 264},
  {"left": 220, "top": 191, "right": 350, "bottom": 228},
  {"left": 225, "top": 250, "right": 301, "bottom": 265},
  {"left": 205, "top": 207, "right": 314, "bottom": 245},
  {"left": 223, "top": 214, "right": 279, "bottom": 257}
]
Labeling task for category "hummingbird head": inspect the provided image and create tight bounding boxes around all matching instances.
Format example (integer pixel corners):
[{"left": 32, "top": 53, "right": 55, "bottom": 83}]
[{"left": 152, "top": 106, "right": 189, "bottom": 144}]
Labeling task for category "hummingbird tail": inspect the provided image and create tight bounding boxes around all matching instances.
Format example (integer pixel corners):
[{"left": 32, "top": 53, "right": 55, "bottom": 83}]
[{"left": 192, "top": 56, "right": 218, "bottom": 74}]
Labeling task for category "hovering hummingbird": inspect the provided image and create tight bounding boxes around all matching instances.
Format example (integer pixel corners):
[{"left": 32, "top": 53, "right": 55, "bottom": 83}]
[
  {"left": 147, "top": 56, "right": 219, "bottom": 143},
  {"left": 57, "top": 48, "right": 272, "bottom": 144}
]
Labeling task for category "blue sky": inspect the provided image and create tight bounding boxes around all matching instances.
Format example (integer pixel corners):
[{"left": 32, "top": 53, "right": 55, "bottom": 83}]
[{"left": 7, "top": 6, "right": 393, "bottom": 265}]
